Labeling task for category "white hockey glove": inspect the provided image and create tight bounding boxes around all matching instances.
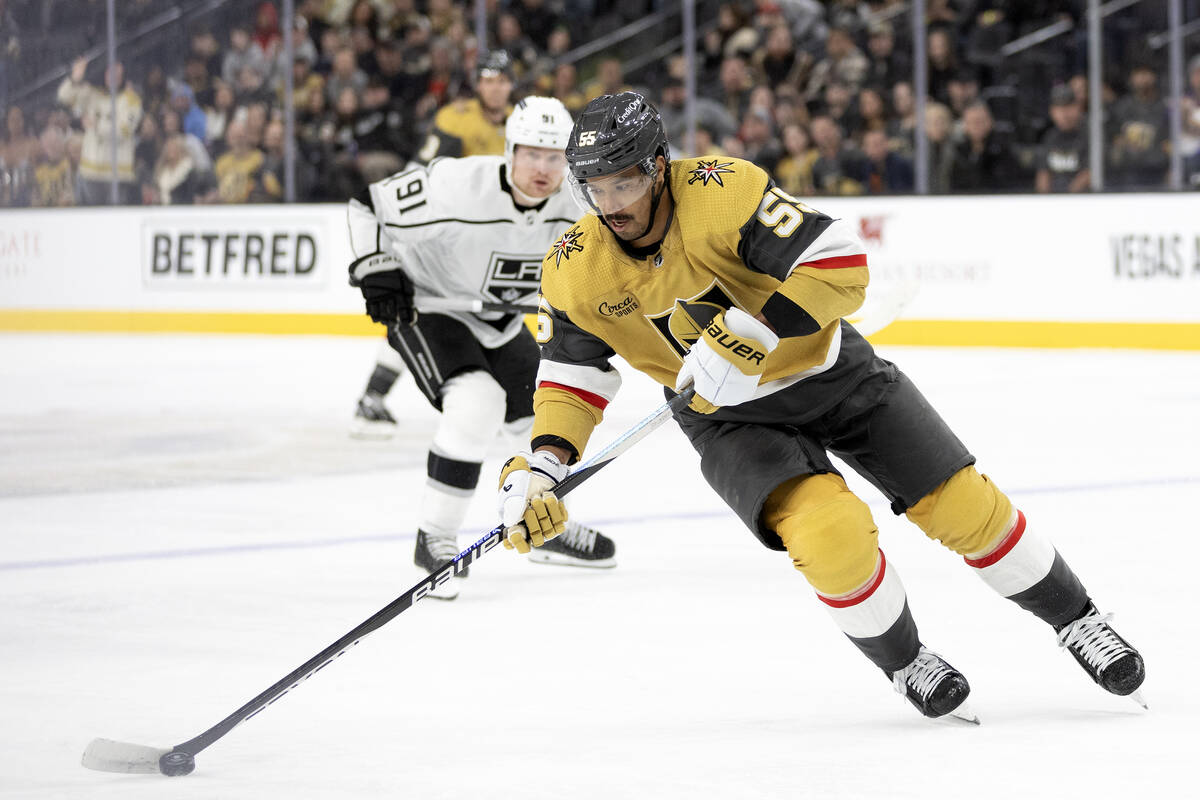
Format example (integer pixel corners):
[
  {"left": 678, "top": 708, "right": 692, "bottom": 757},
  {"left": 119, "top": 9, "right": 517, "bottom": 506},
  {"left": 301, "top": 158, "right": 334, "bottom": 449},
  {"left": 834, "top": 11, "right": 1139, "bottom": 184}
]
[
  {"left": 674, "top": 307, "right": 780, "bottom": 414},
  {"left": 497, "top": 450, "right": 570, "bottom": 553}
]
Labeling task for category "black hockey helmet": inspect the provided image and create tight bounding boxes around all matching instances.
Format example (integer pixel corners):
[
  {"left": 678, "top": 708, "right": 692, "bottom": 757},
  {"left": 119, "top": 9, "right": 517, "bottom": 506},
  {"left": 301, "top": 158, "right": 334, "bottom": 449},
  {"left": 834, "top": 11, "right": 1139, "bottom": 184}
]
[
  {"left": 566, "top": 91, "right": 669, "bottom": 181},
  {"left": 476, "top": 49, "right": 514, "bottom": 80}
]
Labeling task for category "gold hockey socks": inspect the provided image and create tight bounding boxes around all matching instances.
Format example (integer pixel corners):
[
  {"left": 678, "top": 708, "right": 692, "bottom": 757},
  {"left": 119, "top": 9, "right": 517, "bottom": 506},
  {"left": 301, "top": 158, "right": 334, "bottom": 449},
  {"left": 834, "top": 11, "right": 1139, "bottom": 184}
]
[
  {"left": 765, "top": 474, "right": 918, "bottom": 673},
  {"left": 908, "top": 466, "right": 1088, "bottom": 627}
]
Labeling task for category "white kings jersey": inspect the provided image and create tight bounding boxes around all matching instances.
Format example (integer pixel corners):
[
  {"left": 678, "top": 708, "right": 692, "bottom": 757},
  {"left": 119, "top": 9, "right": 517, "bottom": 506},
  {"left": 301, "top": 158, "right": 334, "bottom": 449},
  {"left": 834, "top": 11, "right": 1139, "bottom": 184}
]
[{"left": 347, "top": 155, "right": 579, "bottom": 348}]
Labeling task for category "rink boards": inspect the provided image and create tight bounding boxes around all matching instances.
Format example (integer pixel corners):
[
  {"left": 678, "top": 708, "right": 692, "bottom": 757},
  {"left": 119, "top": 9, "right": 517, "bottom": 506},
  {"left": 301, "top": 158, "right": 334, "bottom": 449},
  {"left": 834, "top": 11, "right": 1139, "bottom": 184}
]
[{"left": 1, "top": 193, "right": 1198, "bottom": 348}]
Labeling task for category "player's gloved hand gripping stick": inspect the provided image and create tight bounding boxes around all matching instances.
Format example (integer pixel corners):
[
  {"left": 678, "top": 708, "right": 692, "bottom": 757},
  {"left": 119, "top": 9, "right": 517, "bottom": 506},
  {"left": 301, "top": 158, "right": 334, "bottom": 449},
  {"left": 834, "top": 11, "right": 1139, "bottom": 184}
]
[{"left": 80, "top": 388, "right": 695, "bottom": 778}]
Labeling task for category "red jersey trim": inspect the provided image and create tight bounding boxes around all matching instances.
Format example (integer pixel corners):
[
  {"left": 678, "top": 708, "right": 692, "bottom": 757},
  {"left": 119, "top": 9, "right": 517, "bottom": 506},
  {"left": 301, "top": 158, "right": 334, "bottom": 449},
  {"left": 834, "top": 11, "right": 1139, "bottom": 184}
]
[
  {"left": 965, "top": 511, "right": 1027, "bottom": 569},
  {"left": 539, "top": 381, "right": 609, "bottom": 410},
  {"left": 818, "top": 550, "right": 887, "bottom": 608},
  {"left": 800, "top": 254, "right": 868, "bottom": 270}
]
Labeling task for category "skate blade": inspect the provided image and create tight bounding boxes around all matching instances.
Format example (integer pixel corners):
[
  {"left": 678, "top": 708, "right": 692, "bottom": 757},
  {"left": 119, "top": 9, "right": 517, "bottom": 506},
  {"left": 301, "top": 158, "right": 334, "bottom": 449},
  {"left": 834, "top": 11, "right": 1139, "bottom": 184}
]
[
  {"left": 527, "top": 552, "right": 616, "bottom": 569},
  {"left": 944, "top": 702, "right": 981, "bottom": 725},
  {"left": 349, "top": 420, "right": 396, "bottom": 440},
  {"left": 1128, "top": 690, "right": 1149, "bottom": 710}
]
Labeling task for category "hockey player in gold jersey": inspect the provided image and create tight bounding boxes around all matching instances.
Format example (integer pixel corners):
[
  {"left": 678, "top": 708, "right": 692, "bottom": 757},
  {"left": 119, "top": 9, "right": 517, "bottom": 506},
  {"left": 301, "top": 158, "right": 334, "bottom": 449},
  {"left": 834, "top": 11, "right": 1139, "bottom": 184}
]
[{"left": 495, "top": 91, "right": 1146, "bottom": 721}]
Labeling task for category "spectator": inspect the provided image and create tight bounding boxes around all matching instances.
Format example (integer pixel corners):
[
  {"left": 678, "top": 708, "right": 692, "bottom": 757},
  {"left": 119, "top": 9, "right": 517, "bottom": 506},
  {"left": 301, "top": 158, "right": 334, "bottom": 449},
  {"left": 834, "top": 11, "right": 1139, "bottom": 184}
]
[
  {"left": 863, "top": 19, "right": 910, "bottom": 91},
  {"left": 213, "top": 118, "right": 267, "bottom": 203},
  {"left": 140, "top": 64, "right": 170, "bottom": 122},
  {"left": 188, "top": 27, "right": 223, "bottom": 79},
  {"left": 754, "top": 23, "right": 806, "bottom": 89},
  {"left": 243, "top": 101, "right": 271, "bottom": 150},
  {"left": 204, "top": 80, "right": 237, "bottom": 146},
  {"left": 714, "top": 55, "right": 754, "bottom": 122},
  {"left": 183, "top": 55, "right": 216, "bottom": 109},
  {"left": 57, "top": 56, "right": 143, "bottom": 205},
  {"left": 810, "top": 113, "right": 864, "bottom": 195},
  {"left": 549, "top": 62, "right": 588, "bottom": 115},
  {"left": 739, "top": 106, "right": 783, "bottom": 173},
  {"left": 222, "top": 26, "right": 267, "bottom": 89},
  {"left": 1, "top": 104, "right": 35, "bottom": 206},
  {"left": 887, "top": 80, "right": 916, "bottom": 155},
  {"left": 857, "top": 128, "right": 914, "bottom": 194},
  {"left": 354, "top": 74, "right": 412, "bottom": 182},
  {"left": 1183, "top": 55, "right": 1200, "bottom": 188},
  {"left": 325, "top": 46, "right": 367, "bottom": 106},
  {"left": 924, "top": 101, "right": 956, "bottom": 193},
  {"left": 170, "top": 82, "right": 207, "bottom": 143},
  {"left": 152, "top": 133, "right": 212, "bottom": 205},
  {"left": 805, "top": 25, "right": 868, "bottom": 101},
  {"left": 1035, "top": 84, "right": 1090, "bottom": 193},
  {"left": 495, "top": 13, "right": 539, "bottom": 82},
  {"left": 856, "top": 86, "right": 889, "bottom": 138},
  {"left": 31, "top": 124, "right": 76, "bottom": 207},
  {"left": 0, "top": 0, "right": 18, "bottom": 112},
  {"left": 252, "top": 1, "right": 282, "bottom": 61},
  {"left": 584, "top": 57, "right": 632, "bottom": 103},
  {"left": 926, "top": 26, "right": 958, "bottom": 105},
  {"left": 1108, "top": 63, "right": 1169, "bottom": 190},
  {"left": 773, "top": 122, "right": 818, "bottom": 197},
  {"left": 161, "top": 107, "right": 213, "bottom": 175},
  {"left": 821, "top": 81, "right": 857, "bottom": 138},
  {"left": 133, "top": 112, "right": 163, "bottom": 203},
  {"left": 946, "top": 69, "right": 980, "bottom": 119},
  {"left": 235, "top": 62, "right": 274, "bottom": 107},
  {"left": 949, "top": 101, "right": 1022, "bottom": 193},
  {"left": 512, "top": 0, "right": 558, "bottom": 51}
]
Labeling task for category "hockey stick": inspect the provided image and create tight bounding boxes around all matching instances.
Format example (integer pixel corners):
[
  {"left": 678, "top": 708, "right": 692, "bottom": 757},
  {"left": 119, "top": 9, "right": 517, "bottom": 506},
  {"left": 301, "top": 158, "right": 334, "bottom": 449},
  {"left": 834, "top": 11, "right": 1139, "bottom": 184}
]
[
  {"left": 81, "top": 388, "right": 695, "bottom": 778},
  {"left": 844, "top": 278, "right": 919, "bottom": 338},
  {"left": 415, "top": 297, "right": 538, "bottom": 315}
]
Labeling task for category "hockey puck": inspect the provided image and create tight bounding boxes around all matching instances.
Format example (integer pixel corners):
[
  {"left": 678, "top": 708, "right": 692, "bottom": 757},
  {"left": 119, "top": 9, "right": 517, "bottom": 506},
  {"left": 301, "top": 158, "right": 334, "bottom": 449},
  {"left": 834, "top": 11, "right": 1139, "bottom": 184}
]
[{"left": 159, "top": 751, "right": 195, "bottom": 777}]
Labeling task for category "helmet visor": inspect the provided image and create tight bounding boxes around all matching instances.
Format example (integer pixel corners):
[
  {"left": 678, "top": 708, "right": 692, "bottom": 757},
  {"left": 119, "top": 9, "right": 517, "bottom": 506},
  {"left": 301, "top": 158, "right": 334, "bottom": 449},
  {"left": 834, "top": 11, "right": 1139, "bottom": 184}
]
[{"left": 569, "top": 171, "right": 656, "bottom": 216}]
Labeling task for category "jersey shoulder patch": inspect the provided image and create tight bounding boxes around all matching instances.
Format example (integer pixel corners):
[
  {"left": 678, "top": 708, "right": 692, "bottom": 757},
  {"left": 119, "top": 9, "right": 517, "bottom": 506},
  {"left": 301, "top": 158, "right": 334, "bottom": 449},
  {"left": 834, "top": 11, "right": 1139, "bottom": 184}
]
[{"left": 671, "top": 156, "right": 771, "bottom": 230}]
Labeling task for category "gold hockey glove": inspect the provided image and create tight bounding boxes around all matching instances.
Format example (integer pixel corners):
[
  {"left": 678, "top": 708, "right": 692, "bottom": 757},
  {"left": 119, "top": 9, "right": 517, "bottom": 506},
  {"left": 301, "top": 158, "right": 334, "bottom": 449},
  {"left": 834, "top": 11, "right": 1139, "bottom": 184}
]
[{"left": 497, "top": 451, "right": 570, "bottom": 553}]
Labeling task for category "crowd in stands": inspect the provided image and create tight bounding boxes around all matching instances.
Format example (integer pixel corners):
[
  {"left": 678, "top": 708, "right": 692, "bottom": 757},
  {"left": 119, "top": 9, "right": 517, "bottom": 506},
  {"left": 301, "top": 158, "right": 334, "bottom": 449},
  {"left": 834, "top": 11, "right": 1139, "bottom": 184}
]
[{"left": 1, "top": 0, "right": 1198, "bottom": 208}]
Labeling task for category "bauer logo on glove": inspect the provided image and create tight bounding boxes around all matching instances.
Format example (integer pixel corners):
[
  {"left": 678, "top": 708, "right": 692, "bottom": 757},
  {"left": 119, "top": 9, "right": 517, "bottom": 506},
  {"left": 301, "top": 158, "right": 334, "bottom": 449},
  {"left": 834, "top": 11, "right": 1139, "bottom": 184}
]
[
  {"left": 496, "top": 451, "right": 570, "bottom": 553},
  {"left": 675, "top": 306, "right": 780, "bottom": 413}
]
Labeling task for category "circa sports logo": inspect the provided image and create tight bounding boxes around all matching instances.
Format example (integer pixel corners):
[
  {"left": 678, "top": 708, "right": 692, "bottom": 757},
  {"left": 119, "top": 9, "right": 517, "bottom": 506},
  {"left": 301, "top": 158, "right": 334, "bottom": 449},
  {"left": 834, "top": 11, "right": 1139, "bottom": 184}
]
[
  {"left": 548, "top": 228, "right": 584, "bottom": 268},
  {"left": 687, "top": 160, "right": 736, "bottom": 187},
  {"left": 598, "top": 294, "right": 639, "bottom": 318}
]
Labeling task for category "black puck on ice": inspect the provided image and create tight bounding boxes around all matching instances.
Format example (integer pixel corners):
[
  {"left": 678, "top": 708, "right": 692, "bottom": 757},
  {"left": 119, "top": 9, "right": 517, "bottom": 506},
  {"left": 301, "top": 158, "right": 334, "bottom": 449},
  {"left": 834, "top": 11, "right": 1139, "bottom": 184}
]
[{"left": 159, "top": 750, "right": 195, "bottom": 776}]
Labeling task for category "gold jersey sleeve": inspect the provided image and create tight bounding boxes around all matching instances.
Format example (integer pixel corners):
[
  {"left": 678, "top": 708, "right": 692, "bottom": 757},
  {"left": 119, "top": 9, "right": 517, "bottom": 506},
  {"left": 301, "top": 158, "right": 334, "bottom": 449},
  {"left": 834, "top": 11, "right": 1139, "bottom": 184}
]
[{"left": 538, "top": 157, "right": 869, "bottom": 397}]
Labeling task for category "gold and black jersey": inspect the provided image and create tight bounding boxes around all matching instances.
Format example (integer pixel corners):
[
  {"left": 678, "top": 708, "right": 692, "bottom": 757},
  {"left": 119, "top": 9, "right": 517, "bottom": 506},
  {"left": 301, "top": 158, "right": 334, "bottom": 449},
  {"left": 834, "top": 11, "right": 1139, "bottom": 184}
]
[
  {"left": 418, "top": 98, "right": 510, "bottom": 162},
  {"left": 532, "top": 156, "right": 870, "bottom": 458}
]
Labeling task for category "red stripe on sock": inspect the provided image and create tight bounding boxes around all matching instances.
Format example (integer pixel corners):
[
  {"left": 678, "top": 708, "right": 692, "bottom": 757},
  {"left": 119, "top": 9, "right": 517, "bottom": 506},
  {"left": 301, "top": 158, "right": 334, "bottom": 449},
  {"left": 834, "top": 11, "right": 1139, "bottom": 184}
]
[
  {"left": 964, "top": 510, "right": 1027, "bottom": 569},
  {"left": 538, "top": 381, "right": 609, "bottom": 410},
  {"left": 818, "top": 550, "right": 887, "bottom": 608}
]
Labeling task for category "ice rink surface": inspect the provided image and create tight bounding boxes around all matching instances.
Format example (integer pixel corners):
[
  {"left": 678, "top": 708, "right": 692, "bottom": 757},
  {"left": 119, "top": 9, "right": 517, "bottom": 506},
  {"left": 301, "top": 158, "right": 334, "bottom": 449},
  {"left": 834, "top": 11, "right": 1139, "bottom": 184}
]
[{"left": 1, "top": 332, "right": 1197, "bottom": 799}]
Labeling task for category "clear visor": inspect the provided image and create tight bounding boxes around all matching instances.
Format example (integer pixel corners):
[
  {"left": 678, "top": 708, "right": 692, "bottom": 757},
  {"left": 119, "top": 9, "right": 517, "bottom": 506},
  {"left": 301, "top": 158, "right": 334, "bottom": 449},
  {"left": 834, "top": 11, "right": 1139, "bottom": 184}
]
[{"left": 569, "top": 171, "right": 655, "bottom": 216}]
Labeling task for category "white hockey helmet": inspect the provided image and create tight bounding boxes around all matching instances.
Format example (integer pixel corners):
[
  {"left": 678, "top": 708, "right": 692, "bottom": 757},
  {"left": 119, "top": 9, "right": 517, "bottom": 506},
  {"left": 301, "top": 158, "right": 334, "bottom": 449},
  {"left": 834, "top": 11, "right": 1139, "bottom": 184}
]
[{"left": 504, "top": 96, "right": 574, "bottom": 170}]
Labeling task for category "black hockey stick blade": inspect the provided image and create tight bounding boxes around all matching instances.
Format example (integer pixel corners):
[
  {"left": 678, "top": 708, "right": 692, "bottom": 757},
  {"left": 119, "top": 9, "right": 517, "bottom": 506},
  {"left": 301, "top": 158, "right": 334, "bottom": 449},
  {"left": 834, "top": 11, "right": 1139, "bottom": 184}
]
[{"left": 81, "top": 388, "right": 693, "bottom": 777}]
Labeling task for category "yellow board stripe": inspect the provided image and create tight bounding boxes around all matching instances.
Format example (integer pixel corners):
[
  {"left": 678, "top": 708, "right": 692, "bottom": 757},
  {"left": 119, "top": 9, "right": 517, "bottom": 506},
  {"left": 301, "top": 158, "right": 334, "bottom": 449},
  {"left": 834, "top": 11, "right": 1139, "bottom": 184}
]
[
  {"left": 1, "top": 310, "right": 1198, "bottom": 350},
  {"left": 868, "top": 320, "right": 1200, "bottom": 351}
]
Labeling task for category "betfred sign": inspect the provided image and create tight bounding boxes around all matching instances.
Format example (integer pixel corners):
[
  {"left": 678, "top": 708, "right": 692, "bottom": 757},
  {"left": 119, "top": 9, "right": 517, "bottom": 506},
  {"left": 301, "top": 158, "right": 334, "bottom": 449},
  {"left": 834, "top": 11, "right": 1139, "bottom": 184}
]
[{"left": 141, "top": 215, "right": 326, "bottom": 288}]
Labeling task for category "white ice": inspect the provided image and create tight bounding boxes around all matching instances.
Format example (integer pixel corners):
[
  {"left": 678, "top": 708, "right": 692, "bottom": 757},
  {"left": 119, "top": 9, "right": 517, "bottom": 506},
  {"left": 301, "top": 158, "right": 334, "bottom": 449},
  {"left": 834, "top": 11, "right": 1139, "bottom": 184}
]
[{"left": 1, "top": 332, "right": 1197, "bottom": 799}]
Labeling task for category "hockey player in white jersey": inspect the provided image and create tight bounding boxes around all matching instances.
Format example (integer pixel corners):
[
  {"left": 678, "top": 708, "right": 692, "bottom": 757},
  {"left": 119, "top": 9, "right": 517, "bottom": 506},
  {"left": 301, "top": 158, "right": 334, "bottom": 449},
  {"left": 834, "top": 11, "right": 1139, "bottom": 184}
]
[{"left": 347, "top": 97, "right": 616, "bottom": 599}]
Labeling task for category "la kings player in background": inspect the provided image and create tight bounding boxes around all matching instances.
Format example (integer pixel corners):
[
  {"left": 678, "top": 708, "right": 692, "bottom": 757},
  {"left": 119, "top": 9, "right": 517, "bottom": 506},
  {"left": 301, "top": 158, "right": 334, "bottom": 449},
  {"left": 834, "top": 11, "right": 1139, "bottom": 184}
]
[
  {"left": 496, "top": 92, "right": 1146, "bottom": 719},
  {"left": 351, "top": 51, "right": 517, "bottom": 438},
  {"left": 348, "top": 97, "right": 616, "bottom": 600}
]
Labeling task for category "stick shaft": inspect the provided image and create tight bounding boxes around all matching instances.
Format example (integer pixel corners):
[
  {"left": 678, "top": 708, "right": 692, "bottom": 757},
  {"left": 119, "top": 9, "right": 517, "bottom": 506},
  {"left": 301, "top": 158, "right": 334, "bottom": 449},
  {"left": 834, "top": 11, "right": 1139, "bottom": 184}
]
[
  {"left": 172, "top": 390, "right": 692, "bottom": 757},
  {"left": 415, "top": 297, "right": 538, "bottom": 315}
]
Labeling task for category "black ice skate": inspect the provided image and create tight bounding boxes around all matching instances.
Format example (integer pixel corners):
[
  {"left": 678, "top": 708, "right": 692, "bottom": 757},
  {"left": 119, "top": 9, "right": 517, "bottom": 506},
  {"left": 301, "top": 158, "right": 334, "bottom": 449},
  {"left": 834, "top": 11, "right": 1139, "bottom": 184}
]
[
  {"left": 350, "top": 392, "right": 397, "bottom": 439},
  {"left": 414, "top": 530, "right": 467, "bottom": 600},
  {"left": 888, "top": 646, "right": 978, "bottom": 723},
  {"left": 1055, "top": 601, "right": 1146, "bottom": 707},
  {"left": 528, "top": 521, "right": 616, "bottom": 568}
]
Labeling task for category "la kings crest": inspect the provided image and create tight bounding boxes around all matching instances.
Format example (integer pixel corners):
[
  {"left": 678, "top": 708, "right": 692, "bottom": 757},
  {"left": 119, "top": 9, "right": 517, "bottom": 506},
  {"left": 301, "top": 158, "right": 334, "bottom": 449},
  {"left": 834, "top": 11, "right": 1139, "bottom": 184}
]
[{"left": 483, "top": 251, "right": 543, "bottom": 305}]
